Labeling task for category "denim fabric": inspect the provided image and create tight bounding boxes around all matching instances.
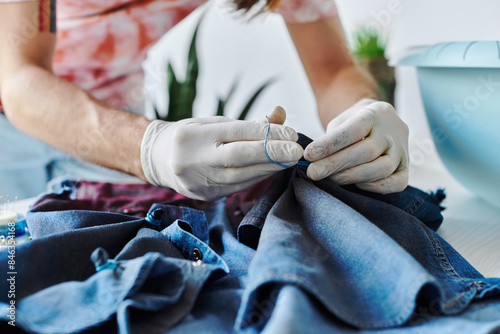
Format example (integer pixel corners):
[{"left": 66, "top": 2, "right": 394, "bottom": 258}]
[
  {"left": 235, "top": 164, "right": 500, "bottom": 333},
  {"left": 30, "top": 177, "right": 273, "bottom": 224},
  {"left": 35, "top": 179, "right": 205, "bottom": 218},
  {"left": 1, "top": 134, "right": 500, "bottom": 333},
  {"left": 0, "top": 201, "right": 229, "bottom": 333},
  {"left": 240, "top": 285, "right": 500, "bottom": 334}
]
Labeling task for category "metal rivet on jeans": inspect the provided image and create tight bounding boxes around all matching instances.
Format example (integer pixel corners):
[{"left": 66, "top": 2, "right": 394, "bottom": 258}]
[{"left": 191, "top": 248, "right": 203, "bottom": 261}]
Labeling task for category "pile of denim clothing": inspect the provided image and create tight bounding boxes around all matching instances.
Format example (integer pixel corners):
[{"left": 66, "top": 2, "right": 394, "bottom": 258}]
[{"left": 1, "top": 136, "right": 500, "bottom": 333}]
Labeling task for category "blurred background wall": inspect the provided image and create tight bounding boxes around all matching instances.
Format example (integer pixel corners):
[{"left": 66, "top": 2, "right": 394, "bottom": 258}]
[{"left": 144, "top": 0, "right": 499, "bottom": 141}]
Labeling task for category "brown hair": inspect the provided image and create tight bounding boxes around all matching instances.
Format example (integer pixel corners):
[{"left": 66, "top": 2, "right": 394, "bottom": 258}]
[{"left": 232, "top": 0, "right": 282, "bottom": 13}]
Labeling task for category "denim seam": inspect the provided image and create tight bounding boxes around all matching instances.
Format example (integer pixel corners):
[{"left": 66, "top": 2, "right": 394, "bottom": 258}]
[
  {"left": 404, "top": 195, "right": 425, "bottom": 215},
  {"left": 442, "top": 287, "right": 474, "bottom": 312},
  {"left": 239, "top": 203, "right": 269, "bottom": 226},
  {"left": 253, "top": 202, "right": 273, "bottom": 214},
  {"left": 247, "top": 271, "right": 429, "bottom": 329},
  {"left": 414, "top": 222, "right": 483, "bottom": 312},
  {"left": 419, "top": 221, "right": 466, "bottom": 283},
  {"left": 470, "top": 280, "right": 486, "bottom": 290},
  {"left": 473, "top": 281, "right": 499, "bottom": 297},
  {"left": 419, "top": 221, "right": 481, "bottom": 312},
  {"left": 244, "top": 217, "right": 264, "bottom": 228}
]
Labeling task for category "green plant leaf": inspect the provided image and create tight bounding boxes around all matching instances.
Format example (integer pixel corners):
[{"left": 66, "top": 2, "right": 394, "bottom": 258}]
[
  {"left": 158, "top": 10, "right": 275, "bottom": 125},
  {"left": 186, "top": 20, "right": 200, "bottom": 86},
  {"left": 216, "top": 79, "right": 239, "bottom": 116},
  {"left": 216, "top": 100, "right": 225, "bottom": 117},
  {"left": 351, "top": 27, "right": 386, "bottom": 59},
  {"left": 153, "top": 103, "right": 162, "bottom": 120},
  {"left": 166, "top": 63, "right": 180, "bottom": 122},
  {"left": 167, "top": 62, "right": 178, "bottom": 90},
  {"left": 237, "top": 78, "right": 276, "bottom": 121},
  {"left": 180, "top": 17, "right": 201, "bottom": 120},
  {"left": 162, "top": 13, "right": 205, "bottom": 122}
]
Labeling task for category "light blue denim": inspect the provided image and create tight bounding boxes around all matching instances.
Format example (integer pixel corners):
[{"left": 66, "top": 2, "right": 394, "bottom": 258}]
[
  {"left": 0, "top": 113, "right": 133, "bottom": 199},
  {"left": 0, "top": 201, "right": 231, "bottom": 333}
]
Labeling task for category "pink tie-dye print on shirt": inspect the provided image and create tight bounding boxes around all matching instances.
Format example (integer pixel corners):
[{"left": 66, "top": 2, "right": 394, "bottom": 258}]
[{"left": 0, "top": 0, "right": 336, "bottom": 112}]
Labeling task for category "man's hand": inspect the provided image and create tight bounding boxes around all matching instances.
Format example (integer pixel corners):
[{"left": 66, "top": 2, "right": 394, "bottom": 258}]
[
  {"left": 304, "top": 99, "right": 409, "bottom": 194},
  {"left": 141, "top": 107, "right": 303, "bottom": 200}
]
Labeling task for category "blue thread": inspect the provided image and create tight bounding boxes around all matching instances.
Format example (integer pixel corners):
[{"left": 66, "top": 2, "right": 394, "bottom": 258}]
[
  {"left": 264, "top": 116, "right": 311, "bottom": 168},
  {"left": 96, "top": 259, "right": 118, "bottom": 272},
  {"left": 296, "top": 160, "right": 311, "bottom": 166}
]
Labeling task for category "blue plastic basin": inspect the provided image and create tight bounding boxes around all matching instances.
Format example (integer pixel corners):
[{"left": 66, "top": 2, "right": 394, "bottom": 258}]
[{"left": 401, "top": 41, "right": 500, "bottom": 208}]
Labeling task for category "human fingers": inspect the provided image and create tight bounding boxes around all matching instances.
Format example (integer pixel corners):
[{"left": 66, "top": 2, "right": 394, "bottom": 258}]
[
  {"left": 303, "top": 111, "right": 375, "bottom": 162},
  {"left": 355, "top": 168, "right": 409, "bottom": 194},
  {"left": 213, "top": 119, "right": 298, "bottom": 143},
  {"left": 216, "top": 140, "right": 303, "bottom": 168},
  {"left": 327, "top": 155, "right": 401, "bottom": 186},
  {"left": 306, "top": 137, "right": 389, "bottom": 181},
  {"left": 260, "top": 106, "right": 287, "bottom": 125}
]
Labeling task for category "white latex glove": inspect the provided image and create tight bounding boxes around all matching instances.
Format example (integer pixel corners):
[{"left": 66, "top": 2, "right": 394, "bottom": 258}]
[
  {"left": 304, "top": 99, "right": 409, "bottom": 194},
  {"left": 141, "top": 106, "right": 303, "bottom": 200}
]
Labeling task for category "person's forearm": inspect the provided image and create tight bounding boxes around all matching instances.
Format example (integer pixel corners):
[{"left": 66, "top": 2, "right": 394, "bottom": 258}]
[
  {"left": 1, "top": 64, "right": 150, "bottom": 179},
  {"left": 286, "top": 18, "right": 379, "bottom": 128},
  {"left": 315, "top": 65, "right": 378, "bottom": 128}
]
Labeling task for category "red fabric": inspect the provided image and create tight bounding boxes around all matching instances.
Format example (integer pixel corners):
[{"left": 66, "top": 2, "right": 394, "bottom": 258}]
[{"left": 30, "top": 177, "right": 275, "bottom": 222}]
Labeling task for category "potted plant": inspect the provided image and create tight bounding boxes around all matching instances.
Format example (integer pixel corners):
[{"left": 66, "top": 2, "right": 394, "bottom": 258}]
[
  {"left": 351, "top": 27, "right": 395, "bottom": 105},
  {"left": 154, "top": 14, "right": 274, "bottom": 122}
]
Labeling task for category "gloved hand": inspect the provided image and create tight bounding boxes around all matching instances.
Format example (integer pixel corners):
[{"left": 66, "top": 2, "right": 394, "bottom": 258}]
[
  {"left": 141, "top": 106, "right": 303, "bottom": 200},
  {"left": 304, "top": 99, "right": 409, "bottom": 194}
]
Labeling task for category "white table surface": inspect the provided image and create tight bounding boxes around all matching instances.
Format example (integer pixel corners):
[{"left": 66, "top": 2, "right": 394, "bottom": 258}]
[
  {"left": 407, "top": 141, "right": 500, "bottom": 278},
  {"left": 11, "top": 144, "right": 500, "bottom": 278}
]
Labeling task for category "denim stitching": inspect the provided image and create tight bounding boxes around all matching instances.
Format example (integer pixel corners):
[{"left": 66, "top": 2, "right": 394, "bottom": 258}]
[
  {"left": 441, "top": 283, "right": 479, "bottom": 312},
  {"left": 405, "top": 195, "right": 425, "bottom": 215},
  {"left": 423, "top": 226, "right": 466, "bottom": 283},
  {"left": 419, "top": 223, "right": 482, "bottom": 312}
]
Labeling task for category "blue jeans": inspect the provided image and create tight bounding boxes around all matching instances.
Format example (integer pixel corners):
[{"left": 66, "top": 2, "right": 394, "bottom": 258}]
[
  {"left": 1, "top": 135, "right": 499, "bottom": 333},
  {"left": 0, "top": 114, "right": 134, "bottom": 199}
]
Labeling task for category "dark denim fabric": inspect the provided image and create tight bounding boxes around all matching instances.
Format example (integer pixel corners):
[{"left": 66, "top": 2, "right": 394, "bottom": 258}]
[
  {"left": 235, "top": 164, "right": 500, "bottom": 333},
  {"left": 1, "top": 135, "right": 500, "bottom": 333}
]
